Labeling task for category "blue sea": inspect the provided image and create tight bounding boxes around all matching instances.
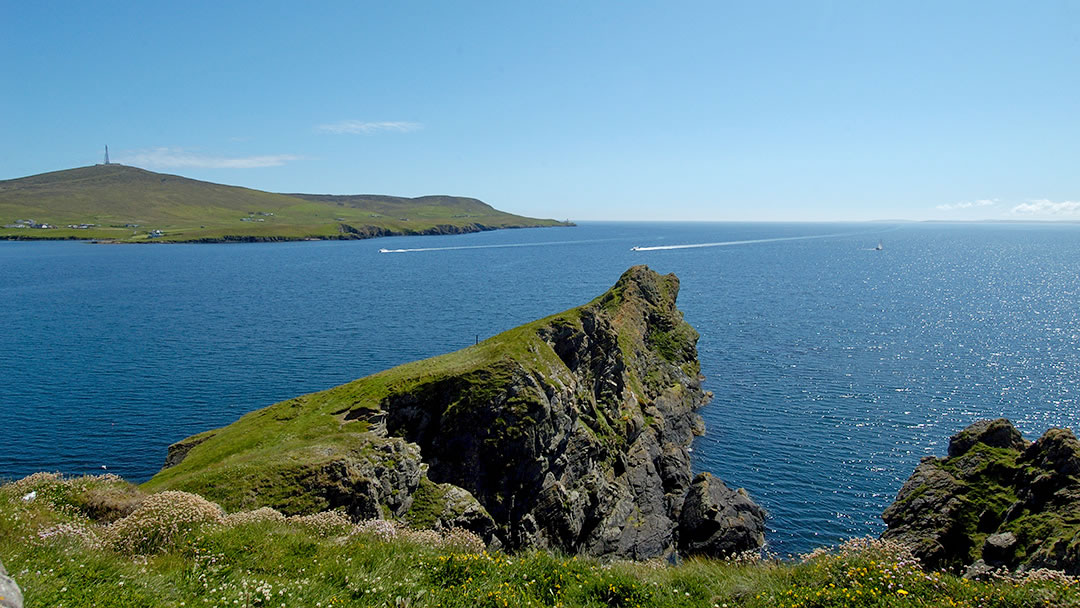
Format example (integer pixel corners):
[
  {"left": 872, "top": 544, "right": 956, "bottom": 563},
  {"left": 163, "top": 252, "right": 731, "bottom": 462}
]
[{"left": 3, "top": 222, "right": 1079, "bottom": 556}]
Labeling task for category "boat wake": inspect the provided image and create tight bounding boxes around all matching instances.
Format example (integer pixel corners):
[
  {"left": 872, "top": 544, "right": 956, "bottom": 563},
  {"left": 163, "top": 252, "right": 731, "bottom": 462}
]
[{"left": 630, "top": 232, "right": 855, "bottom": 252}]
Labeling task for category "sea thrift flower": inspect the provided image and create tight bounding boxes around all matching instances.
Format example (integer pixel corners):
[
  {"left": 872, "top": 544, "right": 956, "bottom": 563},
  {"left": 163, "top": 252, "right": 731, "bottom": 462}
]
[{"left": 104, "top": 490, "right": 223, "bottom": 554}]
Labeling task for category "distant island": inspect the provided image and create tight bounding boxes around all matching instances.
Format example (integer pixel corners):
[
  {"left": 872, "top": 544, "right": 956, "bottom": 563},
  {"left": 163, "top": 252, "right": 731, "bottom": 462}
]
[{"left": 0, "top": 164, "right": 572, "bottom": 243}]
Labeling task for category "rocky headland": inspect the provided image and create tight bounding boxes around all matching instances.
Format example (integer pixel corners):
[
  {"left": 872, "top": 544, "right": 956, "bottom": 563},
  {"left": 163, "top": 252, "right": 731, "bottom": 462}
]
[
  {"left": 146, "top": 265, "right": 766, "bottom": 560},
  {"left": 883, "top": 418, "right": 1080, "bottom": 574}
]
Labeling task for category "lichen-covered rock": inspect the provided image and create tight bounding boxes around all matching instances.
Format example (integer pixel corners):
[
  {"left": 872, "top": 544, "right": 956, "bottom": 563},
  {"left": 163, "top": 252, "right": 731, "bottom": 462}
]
[
  {"left": 982, "top": 532, "right": 1018, "bottom": 566},
  {"left": 0, "top": 559, "right": 22, "bottom": 608},
  {"left": 147, "top": 266, "right": 765, "bottom": 559},
  {"left": 678, "top": 472, "right": 766, "bottom": 558},
  {"left": 881, "top": 457, "right": 971, "bottom": 567},
  {"left": 307, "top": 437, "right": 426, "bottom": 521},
  {"left": 883, "top": 419, "right": 1080, "bottom": 574}
]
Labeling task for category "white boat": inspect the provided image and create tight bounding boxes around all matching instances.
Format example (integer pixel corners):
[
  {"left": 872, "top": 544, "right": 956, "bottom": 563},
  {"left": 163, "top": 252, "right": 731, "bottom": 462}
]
[
  {"left": 378, "top": 248, "right": 389, "bottom": 253},
  {"left": 874, "top": 241, "right": 883, "bottom": 251},
  {"left": 631, "top": 246, "right": 642, "bottom": 251}
]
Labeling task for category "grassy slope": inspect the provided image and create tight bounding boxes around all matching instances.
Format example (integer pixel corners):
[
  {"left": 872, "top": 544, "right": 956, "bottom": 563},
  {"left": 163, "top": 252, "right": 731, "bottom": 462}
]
[
  {"left": 143, "top": 265, "right": 709, "bottom": 543},
  {"left": 0, "top": 165, "right": 569, "bottom": 243},
  {"left": 142, "top": 297, "right": 577, "bottom": 505},
  {"left": 2, "top": 474, "right": 1077, "bottom": 608},
  {"left": 144, "top": 266, "right": 689, "bottom": 510}
]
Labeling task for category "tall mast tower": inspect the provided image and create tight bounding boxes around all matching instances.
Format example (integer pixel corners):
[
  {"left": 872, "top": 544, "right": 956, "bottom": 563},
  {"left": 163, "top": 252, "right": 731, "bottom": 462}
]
[{"left": 104, "top": 145, "right": 110, "bottom": 165}]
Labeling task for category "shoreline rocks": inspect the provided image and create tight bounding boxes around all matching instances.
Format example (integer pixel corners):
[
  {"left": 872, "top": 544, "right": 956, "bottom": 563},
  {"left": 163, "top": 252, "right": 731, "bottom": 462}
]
[{"left": 883, "top": 418, "right": 1080, "bottom": 574}]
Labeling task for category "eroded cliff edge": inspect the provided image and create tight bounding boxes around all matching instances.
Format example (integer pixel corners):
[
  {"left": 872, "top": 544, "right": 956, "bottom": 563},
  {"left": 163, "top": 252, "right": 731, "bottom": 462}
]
[
  {"left": 146, "top": 266, "right": 765, "bottom": 559},
  {"left": 883, "top": 418, "right": 1080, "bottom": 574}
]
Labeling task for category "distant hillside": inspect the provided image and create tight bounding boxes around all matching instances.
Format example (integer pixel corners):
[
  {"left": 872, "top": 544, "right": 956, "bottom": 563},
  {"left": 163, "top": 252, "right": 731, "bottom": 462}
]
[{"left": 0, "top": 164, "right": 570, "bottom": 242}]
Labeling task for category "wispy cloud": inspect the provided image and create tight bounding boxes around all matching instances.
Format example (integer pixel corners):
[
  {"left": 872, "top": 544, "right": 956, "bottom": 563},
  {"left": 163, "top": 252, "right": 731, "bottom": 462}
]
[
  {"left": 315, "top": 120, "right": 423, "bottom": 135},
  {"left": 115, "top": 147, "right": 302, "bottom": 169},
  {"left": 1011, "top": 199, "right": 1080, "bottom": 215},
  {"left": 936, "top": 199, "right": 997, "bottom": 211}
]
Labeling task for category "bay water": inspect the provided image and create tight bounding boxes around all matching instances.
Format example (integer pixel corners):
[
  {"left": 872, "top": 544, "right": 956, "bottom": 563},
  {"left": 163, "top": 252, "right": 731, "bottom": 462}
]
[{"left": 2, "top": 221, "right": 1078, "bottom": 555}]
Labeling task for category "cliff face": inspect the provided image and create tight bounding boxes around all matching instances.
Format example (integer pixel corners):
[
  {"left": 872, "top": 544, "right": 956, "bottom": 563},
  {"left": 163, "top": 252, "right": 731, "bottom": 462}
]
[
  {"left": 883, "top": 419, "right": 1080, "bottom": 574},
  {"left": 146, "top": 266, "right": 765, "bottom": 559}
]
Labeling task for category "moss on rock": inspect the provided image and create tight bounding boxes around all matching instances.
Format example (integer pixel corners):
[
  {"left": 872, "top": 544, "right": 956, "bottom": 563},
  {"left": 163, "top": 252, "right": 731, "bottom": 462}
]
[{"left": 884, "top": 419, "right": 1080, "bottom": 574}]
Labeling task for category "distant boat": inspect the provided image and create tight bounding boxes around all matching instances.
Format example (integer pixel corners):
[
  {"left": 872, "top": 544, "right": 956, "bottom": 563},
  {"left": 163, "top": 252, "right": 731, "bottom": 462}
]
[
  {"left": 631, "top": 246, "right": 643, "bottom": 251},
  {"left": 378, "top": 248, "right": 389, "bottom": 253},
  {"left": 874, "top": 241, "right": 883, "bottom": 251}
]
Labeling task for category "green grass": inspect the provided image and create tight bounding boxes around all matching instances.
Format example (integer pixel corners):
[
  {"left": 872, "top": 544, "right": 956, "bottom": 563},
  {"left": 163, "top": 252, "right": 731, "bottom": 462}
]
[
  {"left": 0, "top": 164, "right": 571, "bottom": 243},
  {"left": 143, "top": 266, "right": 704, "bottom": 534},
  {"left": 3, "top": 473, "right": 1078, "bottom": 608},
  {"left": 141, "top": 306, "right": 581, "bottom": 504}
]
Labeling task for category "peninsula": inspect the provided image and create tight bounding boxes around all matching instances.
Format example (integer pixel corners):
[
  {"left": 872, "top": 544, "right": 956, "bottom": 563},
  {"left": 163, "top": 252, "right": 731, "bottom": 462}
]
[
  {"left": 0, "top": 164, "right": 571, "bottom": 243},
  {"left": 145, "top": 265, "right": 766, "bottom": 559}
]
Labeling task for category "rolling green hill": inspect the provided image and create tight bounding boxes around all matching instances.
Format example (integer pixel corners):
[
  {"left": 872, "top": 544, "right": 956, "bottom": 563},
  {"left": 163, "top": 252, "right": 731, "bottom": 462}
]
[{"left": 0, "top": 164, "right": 570, "bottom": 242}]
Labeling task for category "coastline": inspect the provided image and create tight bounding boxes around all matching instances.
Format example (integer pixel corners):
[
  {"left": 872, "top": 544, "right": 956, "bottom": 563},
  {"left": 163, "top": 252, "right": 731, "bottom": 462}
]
[{"left": 0, "top": 222, "right": 575, "bottom": 244}]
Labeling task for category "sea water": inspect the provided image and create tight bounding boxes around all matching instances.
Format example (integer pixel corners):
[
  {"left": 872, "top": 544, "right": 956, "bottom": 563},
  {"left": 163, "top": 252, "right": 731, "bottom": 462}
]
[{"left": 2, "top": 221, "right": 1078, "bottom": 555}]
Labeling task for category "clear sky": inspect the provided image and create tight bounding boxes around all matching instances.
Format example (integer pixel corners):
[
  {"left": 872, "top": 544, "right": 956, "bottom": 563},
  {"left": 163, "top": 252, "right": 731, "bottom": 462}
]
[{"left": 3, "top": 1, "right": 1079, "bottom": 222}]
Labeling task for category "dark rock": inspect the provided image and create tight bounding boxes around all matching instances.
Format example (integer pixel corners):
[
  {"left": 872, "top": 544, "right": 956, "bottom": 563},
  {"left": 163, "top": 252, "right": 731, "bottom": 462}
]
[
  {"left": 1023, "top": 428, "right": 1080, "bottom": 478},
  {"left": 982, "top": 532, "right": 1018, "bottom": 566},
  {"left": 430, "top": 484, "right": 500, "bottom": 549},
  {"left": 375, "top": 267, "right": 751, "bottom": 558},
  {"left": 884, "top": 419, "right": 1080, "bottom": 574},
  {"left": 881, "top": 458, "right": 969, "bottom": 568},
  {"left": 163, "top": 432, "right": 216, "bottom": 469},
  {"left": 0, "top": 558, "right": 22, "bottom": 608},
  {"left": 678, "top": 472, "right": 766, "bottom": 558},
  {"left": 310, "top": 437, "right": 424, "bottom": 521},
  {"left": 1024, "top": 534, "right": 1080, "bottom": 574}
]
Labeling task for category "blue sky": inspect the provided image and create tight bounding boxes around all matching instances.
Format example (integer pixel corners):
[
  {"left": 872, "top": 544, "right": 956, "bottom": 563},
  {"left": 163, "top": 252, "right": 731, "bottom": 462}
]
[{"left": 3, "top": 1, "right": 1079, "bottom": 221}]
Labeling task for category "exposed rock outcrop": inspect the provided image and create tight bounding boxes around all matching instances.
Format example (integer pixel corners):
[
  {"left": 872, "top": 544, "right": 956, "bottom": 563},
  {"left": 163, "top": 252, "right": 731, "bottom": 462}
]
[
  {"left": 147, "top": 266, "right": 765, "bottom": 559},
  {"left": 883, "top": 418, "right": 1080, "bottom": 573},
  {"left": 163, "top": 431, "right": 216, "bottom": 469},
  {"left": 337, "top": 222, "right": 500, "bottom": 239},
  {"left": 0, "top": 558, "right": 23, "bottom": 608},
  {"left": 679, "top": 472, "right": 767, "bottom": 558}
]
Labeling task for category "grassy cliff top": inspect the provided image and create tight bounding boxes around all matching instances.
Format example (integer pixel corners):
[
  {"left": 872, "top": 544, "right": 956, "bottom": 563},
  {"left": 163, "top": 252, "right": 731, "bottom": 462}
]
[
  {"left": 142, "top": 266, "right": 693, "bottom": 508},
  {"left": 0, "top": 164, "right": 569, "bottom": 242}
]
